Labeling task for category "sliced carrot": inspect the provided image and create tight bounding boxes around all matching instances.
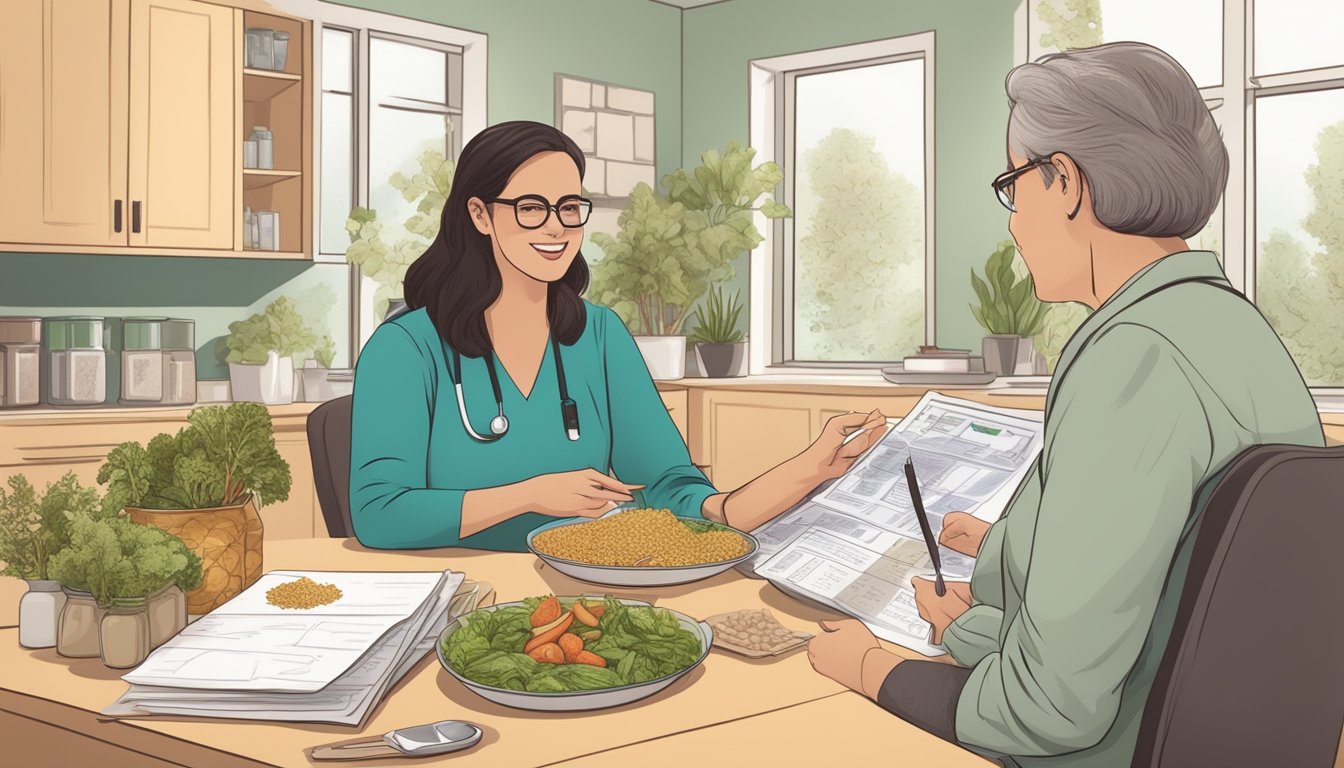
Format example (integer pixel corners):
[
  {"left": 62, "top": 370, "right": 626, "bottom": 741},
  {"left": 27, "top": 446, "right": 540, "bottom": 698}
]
[
  {"left": 557, "top": 632, "right": 583, "bottom": 663},
  {"left": 572, "top": 601, "right": 600, "bottom": 628},
  {"left": 530, "top": 595, "right": 560, "bottom": 627},
  {"left": 524, "top": 612, "right": 574, "bottom": 653},
  {"left": 527, "top": 642, "right": 564, "bottom": 664},
  {"left": 573, "top": 650, "right": 607, "bottom": 668},
  {"left": 586, "top": 603, "right": 606, "bottom": 619}
]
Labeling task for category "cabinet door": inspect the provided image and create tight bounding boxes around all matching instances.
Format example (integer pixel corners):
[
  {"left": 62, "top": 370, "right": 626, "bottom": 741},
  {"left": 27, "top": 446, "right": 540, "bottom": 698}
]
[
  {"left": 0, "top": 0, "right": 129, "bottom": 246},
  {"left": 127, "top": 0, "right": 235, "bottom": 249}
]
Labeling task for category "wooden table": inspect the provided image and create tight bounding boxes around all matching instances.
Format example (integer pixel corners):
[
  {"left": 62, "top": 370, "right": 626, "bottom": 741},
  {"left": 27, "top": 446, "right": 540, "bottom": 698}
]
[{"left": 0, "top": 538, "right": 992, "bottom": 768}]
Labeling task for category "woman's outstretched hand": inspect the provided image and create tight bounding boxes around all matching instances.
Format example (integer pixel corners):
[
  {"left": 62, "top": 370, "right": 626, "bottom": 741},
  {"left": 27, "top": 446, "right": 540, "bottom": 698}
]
[{"left": 800, "top": 409, "right": 889, "bottom": 482}]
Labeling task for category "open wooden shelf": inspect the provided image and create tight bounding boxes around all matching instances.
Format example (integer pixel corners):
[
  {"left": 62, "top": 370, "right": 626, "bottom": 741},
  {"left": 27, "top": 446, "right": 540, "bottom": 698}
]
[
  {"left": 243, "top": 69, "right": 300, "bottom": 102},
  {"left": 243, "top": 169, "right": 302, "bottom": 189}
]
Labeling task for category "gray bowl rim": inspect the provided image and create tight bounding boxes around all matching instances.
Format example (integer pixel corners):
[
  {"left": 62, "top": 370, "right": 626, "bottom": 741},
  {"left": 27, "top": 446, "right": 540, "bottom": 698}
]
[{"left": 435, "top": 597, "right": 713, "bottom": 699}]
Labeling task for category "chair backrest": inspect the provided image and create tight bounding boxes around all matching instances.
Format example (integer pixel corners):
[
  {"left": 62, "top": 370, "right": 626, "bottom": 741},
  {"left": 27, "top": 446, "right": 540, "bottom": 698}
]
[
  {"left": 307, "top": 395, "right": 354, "bottom": 538},
  {"left": 1133, "top": 443, "right": 1344, "bottom": 768}
]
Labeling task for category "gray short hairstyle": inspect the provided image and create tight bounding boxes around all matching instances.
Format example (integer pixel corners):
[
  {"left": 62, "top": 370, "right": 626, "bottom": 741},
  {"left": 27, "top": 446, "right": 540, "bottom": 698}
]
[{"left": 1006, "top": 42, "right": 1227, "bottom": 239}]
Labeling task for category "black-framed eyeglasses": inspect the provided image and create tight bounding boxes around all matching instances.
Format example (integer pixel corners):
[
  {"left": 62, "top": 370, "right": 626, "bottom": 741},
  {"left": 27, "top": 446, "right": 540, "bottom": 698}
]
[
  {"left": 991, "top": 159, "right": 1052, "bottom": 212},
  {"left": 488, "top": 194, "right": 593, "bottom": 229}
]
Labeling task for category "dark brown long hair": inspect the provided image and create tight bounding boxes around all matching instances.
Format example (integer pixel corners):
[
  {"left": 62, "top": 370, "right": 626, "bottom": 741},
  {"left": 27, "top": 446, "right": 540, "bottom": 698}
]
[{"left": 403, "top": 121, "right": 589, "bottom": 357}]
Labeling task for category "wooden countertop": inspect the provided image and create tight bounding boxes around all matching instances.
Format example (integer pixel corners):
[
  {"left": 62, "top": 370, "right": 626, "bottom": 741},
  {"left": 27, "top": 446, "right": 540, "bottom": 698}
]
[{"left": 0, "top": 539, "right": 991, "bottom": 768}]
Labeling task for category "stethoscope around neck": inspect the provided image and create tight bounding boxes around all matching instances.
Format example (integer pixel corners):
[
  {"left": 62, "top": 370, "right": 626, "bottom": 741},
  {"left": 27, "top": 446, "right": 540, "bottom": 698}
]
[{"left": 447, "top": 335, "right": 580, "bottom": 442}]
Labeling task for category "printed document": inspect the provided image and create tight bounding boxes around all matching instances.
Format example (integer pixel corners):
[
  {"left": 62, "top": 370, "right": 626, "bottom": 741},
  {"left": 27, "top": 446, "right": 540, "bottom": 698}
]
[{"left": 745, "top": 392, "right": 1044, "bottom": 656}]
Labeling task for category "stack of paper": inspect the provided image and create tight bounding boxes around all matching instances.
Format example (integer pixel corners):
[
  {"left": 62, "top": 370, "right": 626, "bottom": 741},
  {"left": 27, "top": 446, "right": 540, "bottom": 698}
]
[
  {"left": 102, "top": 569, "right": 470, "bottom": 727},
  {"left": 742, "top": 392, "right": 1044, "bottom": 656}
]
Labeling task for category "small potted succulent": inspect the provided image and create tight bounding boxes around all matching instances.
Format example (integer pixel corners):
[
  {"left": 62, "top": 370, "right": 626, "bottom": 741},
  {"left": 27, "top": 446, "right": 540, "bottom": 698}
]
[
  {"left": 0, "top": 472, "right": 102, "bottom": 650},
  {"left": 97, "top": 402, "right": 291, "bottom": 614},
  {"left": 688, "top": 287, "right": 747, "bottom": 378},
  {"left": 970, "top": 240, "right": 1050, "bottom": 376},
  {"left": 222, "top": 296, "right": 318, "bottom": 404}
]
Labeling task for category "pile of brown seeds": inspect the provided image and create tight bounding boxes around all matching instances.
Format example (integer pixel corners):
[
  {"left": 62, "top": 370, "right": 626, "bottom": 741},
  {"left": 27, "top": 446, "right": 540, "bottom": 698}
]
[
  {"left": 705, "top": 609, "right": 813, "bottom": 656},
  {"left": 266, "top": 577, "right": 343, "bottom": 609},
  {"left": 532, "top": 508, "right": 749, "bottom": 567}
]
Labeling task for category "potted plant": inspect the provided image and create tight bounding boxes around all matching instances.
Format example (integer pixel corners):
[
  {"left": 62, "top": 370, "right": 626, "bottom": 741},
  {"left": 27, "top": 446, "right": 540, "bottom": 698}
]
[
  {"left": 300, "top": 335, "right": 352, "bottom": 403},
  {"left": 688, "top": 287, "right": 747, "bottom": 378},
  {"left": 970, "top": 240, "right": 1050, "bottom": 376},
  {"left": 346, "top": 147, "right": 454, "bottom": 322},
  {"left": 0, "top": 472, "right": 103, "bottom": 649},
  {"left": 97, "top": 401, "right": 291, "bottom": 614},
  {"left": 222, "top": 296, "right": 318, "bottom": 404},
  {"left": 48, "top": 515, "right": 202, "bottom": 668},
  {"left": 589, "top": 142, "right": 791, "bottom": 380}
]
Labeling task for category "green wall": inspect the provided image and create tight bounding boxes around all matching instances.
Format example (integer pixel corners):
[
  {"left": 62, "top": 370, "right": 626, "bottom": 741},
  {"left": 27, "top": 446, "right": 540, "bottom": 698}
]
[{"left": 681, "top": 0, "right": 1018, "bottom": 352}]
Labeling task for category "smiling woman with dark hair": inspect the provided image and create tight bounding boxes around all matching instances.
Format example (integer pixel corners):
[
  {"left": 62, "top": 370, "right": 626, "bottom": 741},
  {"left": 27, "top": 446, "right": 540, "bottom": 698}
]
[{"left": 349, "top": 120, "right": 888, "bottom": 552}]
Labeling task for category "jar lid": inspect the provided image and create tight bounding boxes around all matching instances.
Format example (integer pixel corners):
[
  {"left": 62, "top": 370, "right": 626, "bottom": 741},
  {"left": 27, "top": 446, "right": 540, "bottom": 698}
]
[
  {"left": 45, "top": 317, "right": 105, "bottom": 350},
  {"left": 123, "top": 317, "right": 195, "bottom": 350},
  {"left": 109, "top": 596, "right": 148, "bottom": 609},
  {"left": 0, "top": 317, "right": 42, "bottom": 344}
]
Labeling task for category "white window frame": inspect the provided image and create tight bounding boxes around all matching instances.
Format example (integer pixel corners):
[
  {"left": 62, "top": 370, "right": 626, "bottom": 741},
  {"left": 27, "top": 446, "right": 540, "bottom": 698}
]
[
  {"left": 1018, "top": 0, "right": 1344, "bottom": 405},
  {"left": 271, "top": 0, "right": 487, "bottom": 356},
  {"left": 748, "top": 32, "right": 937, "bottom": 375}
]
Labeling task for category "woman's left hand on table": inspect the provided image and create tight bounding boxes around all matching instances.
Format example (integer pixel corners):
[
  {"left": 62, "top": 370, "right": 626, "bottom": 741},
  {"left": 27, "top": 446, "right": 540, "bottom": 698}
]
[{"left": 806, "top": 618, "right": 881, "bottom": 694}]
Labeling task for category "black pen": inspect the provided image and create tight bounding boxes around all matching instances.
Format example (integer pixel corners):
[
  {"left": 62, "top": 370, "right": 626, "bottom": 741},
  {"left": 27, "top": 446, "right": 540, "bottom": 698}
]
[{"left": 904, "top": 457, "right": 945, "bottom": 597}]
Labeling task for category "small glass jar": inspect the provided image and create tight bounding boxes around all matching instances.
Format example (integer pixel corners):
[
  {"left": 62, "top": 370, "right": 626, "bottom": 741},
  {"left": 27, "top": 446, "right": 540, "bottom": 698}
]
[
  {"left": 44, "top": 316, "right": 108, "bottom": 405},
  {"left": 272, "top": 31, "right": 289, "bottom": 71},
  {"left": 146, "top": 583, "right": 187, "bottom": 648},
  {"left": 19, "top": 580, "right": 67, "bottom": 649},
  {"left": 245, "top": 27, "right": 274, "bottom": 70},
  {"left": 120, "top": 317, "right": 196, "bottom": 406},
  {"left": 100, "top": 597, "right": 151, "bottom": 669},
  {"left": 249, "top": 126, "right": 273, "bottom": 170},
  {"left": 57, "top": 588, "right": 103, "bottom": 658},
  {"left": 0, "top": 317, "right": 42, "bottom": 408}
]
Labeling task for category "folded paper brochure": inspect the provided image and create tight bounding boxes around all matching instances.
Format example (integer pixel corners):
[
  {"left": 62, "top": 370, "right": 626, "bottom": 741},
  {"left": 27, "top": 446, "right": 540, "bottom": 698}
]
[{"left": 103, "top": 569, "right": 482, "bottom": 727}]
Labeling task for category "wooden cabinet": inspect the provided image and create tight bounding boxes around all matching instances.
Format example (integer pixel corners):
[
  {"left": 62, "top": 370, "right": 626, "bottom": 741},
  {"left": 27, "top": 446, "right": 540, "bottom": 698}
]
[
  {"left": 0, "top": 0, "right": 311, "bottom": 257},
  {"left": 0, "top": 405, "right": 320, "bottom": 541},
  {"left": 0, "top": 0, "right": 129, "bottom": 247},
  {"left": 128, "top": 0, "right": 237, "bottom": 249}
]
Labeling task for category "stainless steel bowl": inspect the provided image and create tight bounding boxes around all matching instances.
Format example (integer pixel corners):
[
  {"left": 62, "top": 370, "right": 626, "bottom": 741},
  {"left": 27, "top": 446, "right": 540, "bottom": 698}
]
[
  {"left": 436, "top": 598, "right": 713, "bottom": 712},
  {"left": 526, "top": 507, "right": 760, "bottom": 587}
]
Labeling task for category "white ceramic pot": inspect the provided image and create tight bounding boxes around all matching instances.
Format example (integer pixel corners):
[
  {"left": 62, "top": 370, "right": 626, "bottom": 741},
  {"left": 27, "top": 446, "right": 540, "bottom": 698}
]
[
  {"left": 228, "top": 351, "right": 294, "bottom": 404},
  {"left": 633, "top": 335, "right": 686, "bottom": 380},
  {"left": 19, "top": 580, "right": 66, "bottom": 649}
]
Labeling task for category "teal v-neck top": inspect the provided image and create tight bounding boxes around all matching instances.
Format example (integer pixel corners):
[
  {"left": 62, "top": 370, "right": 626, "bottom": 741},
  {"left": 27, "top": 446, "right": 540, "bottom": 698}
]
[{"left": 348, "top": 301, "right": 717, "bottom": 551}]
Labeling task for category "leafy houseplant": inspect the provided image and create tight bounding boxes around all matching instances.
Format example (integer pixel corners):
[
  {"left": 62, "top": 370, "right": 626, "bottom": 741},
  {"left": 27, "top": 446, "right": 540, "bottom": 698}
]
[
  {"left": 346, "top": 147, "right": 455, "bottom": 322},
  {"left": 971, "top": 240, "right": 1051, "bottom": 376},
  {"left": 222, "top": 296, "right": 319, "bottom": 404},
  {"left": 688, "top": 287, "right": 746, "bottom": 378},
  {"left": 97, "top": 402, "right": 292, "bottom": 613},
  {"left": 0, "top": 472, "right": 105, "bottom": 649},
  {"left": 588, "top": 142, "right": 791, "bottom": 379}
]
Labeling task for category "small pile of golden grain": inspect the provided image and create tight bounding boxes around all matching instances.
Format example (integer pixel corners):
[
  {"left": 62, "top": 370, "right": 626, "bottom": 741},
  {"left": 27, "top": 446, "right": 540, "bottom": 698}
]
[
  {"left": 266, "top": 577, "right": 343, "bottom": 609},
  {"left": 533, "top": 508, "right": 749, "bottom": 567}
]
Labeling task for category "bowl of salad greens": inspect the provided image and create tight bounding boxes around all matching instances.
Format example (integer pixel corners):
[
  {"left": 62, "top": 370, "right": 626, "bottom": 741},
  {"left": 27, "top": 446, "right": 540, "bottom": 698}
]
[{"left": 436, "top": 594, "right": 712, "bottom": 711}]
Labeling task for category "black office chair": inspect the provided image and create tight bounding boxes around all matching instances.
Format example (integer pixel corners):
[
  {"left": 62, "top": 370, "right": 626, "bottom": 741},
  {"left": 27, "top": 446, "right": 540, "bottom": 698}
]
[
  {"left": 307, "top": 394, "right": 354, "bottom": 538},
  {"left": 1133, "top": 443, "right": 1344, "bottom": 768}
]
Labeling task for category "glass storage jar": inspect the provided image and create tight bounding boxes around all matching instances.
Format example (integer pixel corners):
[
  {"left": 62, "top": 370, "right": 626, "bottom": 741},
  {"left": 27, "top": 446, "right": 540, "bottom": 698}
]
[
  {"left": 44, "top": 316, "right": 108, "bottom": 405},
  {"left": 100, "top": 597, "right": 151, "bottom": 669},
  {"left": 0, "top": 316, "right": 42, "bottom": 408},
  {"left": 19, "top": 580, "right": 67, "bottom": 649},
  {"left": 120, "top": 317, "right": 197, "bottom": 406},
  {"left": 57, "top": 588, "right": 104, "bottom": 658}
]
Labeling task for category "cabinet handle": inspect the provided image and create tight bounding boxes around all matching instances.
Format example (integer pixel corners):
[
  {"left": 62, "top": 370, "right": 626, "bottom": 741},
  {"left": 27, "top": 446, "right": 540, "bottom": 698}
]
[
  {"left": 114, "top": 200, "right": 123, "bottom": 233},
  {"left": 132, "top": 200, "right": 142, "bottom": 233}
]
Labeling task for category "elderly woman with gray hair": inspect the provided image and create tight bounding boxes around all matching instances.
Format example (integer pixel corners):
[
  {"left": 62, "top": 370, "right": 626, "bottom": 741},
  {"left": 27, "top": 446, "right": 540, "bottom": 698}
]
[{"left": 804, "top": 42, "right": 1324, "bottom": 767}]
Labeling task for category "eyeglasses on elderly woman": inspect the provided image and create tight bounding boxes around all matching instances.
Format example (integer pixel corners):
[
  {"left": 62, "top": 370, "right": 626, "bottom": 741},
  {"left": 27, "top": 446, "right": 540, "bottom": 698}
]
[{"left": 991, "top": 158, "right": 1052, "bottom": 212}]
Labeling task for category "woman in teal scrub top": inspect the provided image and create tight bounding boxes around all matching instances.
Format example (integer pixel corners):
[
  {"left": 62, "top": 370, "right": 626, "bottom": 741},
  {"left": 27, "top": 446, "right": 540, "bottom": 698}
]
[{"left": 349, "top": 121, "right": 886, "bottom": 551}]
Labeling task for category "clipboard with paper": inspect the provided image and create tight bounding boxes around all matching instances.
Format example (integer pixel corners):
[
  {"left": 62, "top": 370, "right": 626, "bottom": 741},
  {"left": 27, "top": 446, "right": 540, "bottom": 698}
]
[{"left": 739, "top": 392, "right": 1044, "bottom": 656}]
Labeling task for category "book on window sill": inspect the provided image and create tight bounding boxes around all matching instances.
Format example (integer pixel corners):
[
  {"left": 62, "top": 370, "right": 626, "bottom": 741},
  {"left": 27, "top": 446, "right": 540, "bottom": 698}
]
[{"left": 902, "top": 346, "right": 977, "bottom": 373}]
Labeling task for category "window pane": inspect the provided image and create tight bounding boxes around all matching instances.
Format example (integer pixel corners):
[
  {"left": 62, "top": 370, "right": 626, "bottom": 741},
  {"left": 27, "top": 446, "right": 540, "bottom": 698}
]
[
  {"left": 321, "top": 92, "right": 353, "bottom": 255},
  {"left": 1255, "top": 0, "right": 1344, "bottom": 76},
  {"left": 371, "top": 37, "right": 446, "bottom": 104},
  {"left": 368, "top": 106, "right": 449, "bottom": 252},
  {"left": 323, "top": 28, "right": 352, "bottom": 93},
  {"left": 1030, "top": 0, "right": 1222, "bottom": 87},
  {"left": 1191, "top": 103, "right": 1224, "bottom": 261},
  {"left": 791, "top": 60, "right": 924, "bottom": 362},
  {"left": 1255, "top": 89, "right": 1344, "bottom": 386}
]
